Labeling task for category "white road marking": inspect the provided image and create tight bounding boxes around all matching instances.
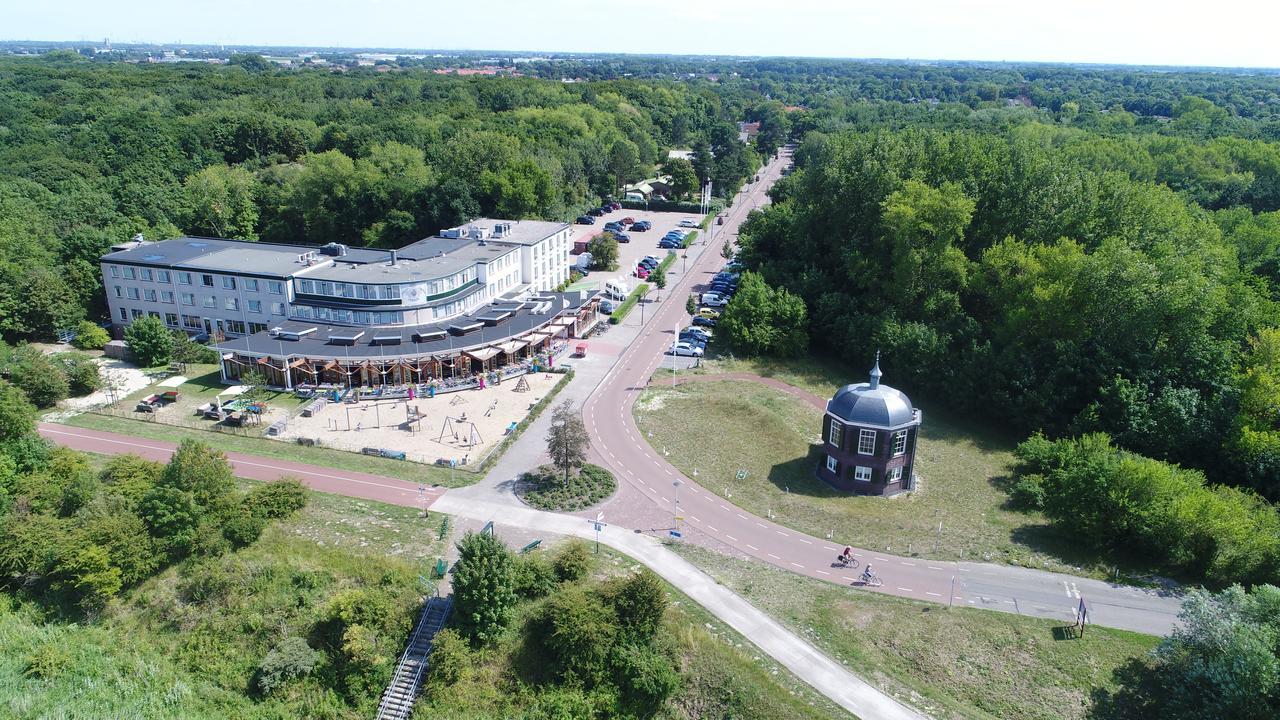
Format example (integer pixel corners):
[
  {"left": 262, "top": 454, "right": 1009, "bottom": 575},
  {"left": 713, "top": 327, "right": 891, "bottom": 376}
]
[
  {"left": 736, "top": 513, "right": 748, "bottom": 519},
  {"left": 725, "top": 534, "right": 738, "bottom": 542},
  {"left": 798, "top": 538, "right": 812, "bottom": 545},
  {"left": 926, "top": 591, "right": 942, "bottom": 597},
  {"left": 958, "top": 568, "right": 971, "bottom": 572},
  {"left": 900, "top": 561, "right": 915, "bottom": 566},
  {"left": 874, "top": 557, "right": 890, "bottom": 562},
  {"left": 776, "top": 530, "right": 789, "bottom": 537},
  {"left": 707, "top": 525, "right": 718, "bottom": 532},
  {"left": 690, "top": 516, "right": 700, "bottom": 522},
  {"left": 756, "top": 522, "right": 768, "bottom": 528},
  {"left": 746, "top": 544, "right": 759, "bottom": 551},
  {"left": 928, "top": 566, "right": 944, "bottom": 570},
  {"left": 767, "top": 553, "right": 781, "bottom": 560},
  {"left": 816, "top": 570, "right": 830, "bottom": 576},
  {"left": 897, "top": 587, "right": 914, "bottom": 593}
]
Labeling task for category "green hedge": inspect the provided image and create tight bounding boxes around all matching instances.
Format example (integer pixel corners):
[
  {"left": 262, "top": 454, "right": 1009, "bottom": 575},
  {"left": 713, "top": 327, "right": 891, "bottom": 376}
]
[
  {"left": 658, "top": 252, "right": 678, "bottom": 272},
  {"left": 609, "top": 282, "right": 650, "bottom": 324},
  {"left": 681, "top": 230, "right": 699, "bottom": 248},
  {"left": 621, "top": 198, "right": 722, "bottom": 215}
]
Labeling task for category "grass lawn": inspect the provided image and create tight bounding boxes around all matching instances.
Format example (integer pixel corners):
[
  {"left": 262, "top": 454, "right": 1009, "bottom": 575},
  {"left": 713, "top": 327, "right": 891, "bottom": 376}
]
[
  {"left": 1, "top": 488, "right": 447, "bottom": 720},
  {"left": 673, "top": 544, "right": 1160, "bottom": 720},
  {"left": 417, "top": 542, "right": 853, "bottom": 720}
]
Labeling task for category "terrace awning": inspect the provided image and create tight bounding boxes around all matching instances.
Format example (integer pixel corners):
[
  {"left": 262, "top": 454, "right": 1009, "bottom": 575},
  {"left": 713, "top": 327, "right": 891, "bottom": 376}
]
[
  {"left": 524, "top": 332, "right": 551, "bottom": 344},
  {"left": 498, "top": 339, "right": 528, "bottom": 355},
  {"left": 463, "top": 347, "right": 501, "bottom": 362},
  {"left": 552, "top": 317, "right": 576, "bottom": 327}
]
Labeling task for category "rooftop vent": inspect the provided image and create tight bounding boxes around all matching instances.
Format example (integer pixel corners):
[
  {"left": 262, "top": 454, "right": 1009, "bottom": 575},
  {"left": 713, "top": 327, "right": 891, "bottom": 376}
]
[
  {"left": 320, "top": 243, "right": 348, "bottom": 257},
  {"left": 492, "top": 222, "right": 511, "bottom": 238}
]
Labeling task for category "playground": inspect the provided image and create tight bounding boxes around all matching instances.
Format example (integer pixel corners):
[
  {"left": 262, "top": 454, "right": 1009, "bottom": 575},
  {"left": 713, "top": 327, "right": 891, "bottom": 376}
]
[{"left": 274, "top": 371, "right": 564, "bottom": 466}]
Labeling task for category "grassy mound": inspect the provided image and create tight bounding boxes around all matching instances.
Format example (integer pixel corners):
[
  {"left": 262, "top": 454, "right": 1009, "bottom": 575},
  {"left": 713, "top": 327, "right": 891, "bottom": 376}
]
[{"left": 517, "top": 463, "right": 617, "bottom": 511}]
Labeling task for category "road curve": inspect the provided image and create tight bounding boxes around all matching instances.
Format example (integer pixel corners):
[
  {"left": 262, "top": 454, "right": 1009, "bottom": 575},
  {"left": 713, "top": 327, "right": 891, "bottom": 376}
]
[{"left": 578, "top": 151, "right": 1183, "bottom": 637}]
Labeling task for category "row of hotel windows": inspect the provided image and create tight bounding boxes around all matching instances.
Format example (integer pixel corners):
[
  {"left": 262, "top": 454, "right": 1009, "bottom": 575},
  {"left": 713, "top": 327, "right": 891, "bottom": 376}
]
[
  {"left": 289, "top": 306, "right": 405, "bottom": 325},
  {"left": 827, "top": 424, "right": 909, "bottom": 456},
  {"left": 294, "top": 268, "right": 478, "bottom": 302},
  {"left": 117, "top": 309, "right": 267, "bottom": 336},
  {"left": 824, "top": 457, "right": 905, "bottom": 483},
  {"left": 108, "top": 266, "right": 285, "bottom": 294},
  {"left": 113, "top": 287, "right": 285, "bottom": 315}
]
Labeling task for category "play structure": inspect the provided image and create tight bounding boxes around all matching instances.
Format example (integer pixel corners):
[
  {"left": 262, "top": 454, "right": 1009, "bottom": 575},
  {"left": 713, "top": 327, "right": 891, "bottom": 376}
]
[{"left": 438, "top": 414, "right": 484, "bottom": 448}]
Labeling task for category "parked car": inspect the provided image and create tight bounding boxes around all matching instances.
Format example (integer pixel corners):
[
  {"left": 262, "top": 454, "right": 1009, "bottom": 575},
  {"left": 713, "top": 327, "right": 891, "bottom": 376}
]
[
  {"left": 668, "top": 342, "right": 704, "bottom": 357},
  {"left": 658, "top": 240, "right": 681, "bottom": 249},
  {"left": 588, "top": 207, "right": 606, "bottom": 217},
  {"left": 680, "top": 330, "right": 709, "bottom": 345},
  {"left": 635, "top": 267, "right": 650, "bottom": 279},
  {"left": 609, "top": 201, "right": 622, "bottom": 210},
  {"left": 639, "top": 258, "right": 658, "bottom": 269},
  {"left": 682, "top": 327, "right": 713, "bottom": 341},
  {"left": 631, "top": 221, "right": 652, "bottom": 230},
  {"left": 724, "top": 260, "right": 743, "bottom": 271},
  {"left": 613, "top": 232, "right": 631, "bottom": 243},
  {"left": 678, "top": 219, "right": 699, "bottom": 228},
  {"left": 576, "top": 215, "right": 595, "bottom": 225},
  {"left": 692, "top": 315, "right": 718, "bottom": 328},
  {"left": 643, "top": 255, "right": 661, "bottom": 263},
  {"left": 604, "top": 222, "right": 625, "bottom": 232},
  {"left": 621, "top": 216, "right": 636, "bottom": 225},
  {"left": 697, "top": 307, "right": 721, "bottom": 319},
  {"left": 701, "top": 292, "right": 729, "bottom": 307}
]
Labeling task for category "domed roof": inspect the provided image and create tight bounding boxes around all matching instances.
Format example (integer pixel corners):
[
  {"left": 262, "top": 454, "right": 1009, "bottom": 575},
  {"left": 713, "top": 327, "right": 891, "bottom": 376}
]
[{"left": 826, "top": 354, "right": 917, "bottom": 428}]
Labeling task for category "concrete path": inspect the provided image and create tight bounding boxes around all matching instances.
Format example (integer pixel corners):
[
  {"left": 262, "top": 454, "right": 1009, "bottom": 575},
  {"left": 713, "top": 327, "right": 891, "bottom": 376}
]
[{"left": 431, "top": 493, "right": 926, "bottom": 720}]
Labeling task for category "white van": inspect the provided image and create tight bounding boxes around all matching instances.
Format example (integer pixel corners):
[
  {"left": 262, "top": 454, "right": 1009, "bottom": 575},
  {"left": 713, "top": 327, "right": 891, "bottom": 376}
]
[
  {"left": 575, "top": 252, "right": 593, "bottom": 272},
  {"left": 603, "top": 279, "right": 630, "bottom": 301}
]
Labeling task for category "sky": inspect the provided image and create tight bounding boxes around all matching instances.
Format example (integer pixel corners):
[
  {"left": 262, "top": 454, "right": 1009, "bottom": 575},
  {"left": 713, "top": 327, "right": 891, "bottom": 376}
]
[{"left": 8, "top": 0, "right": 1280, "bottom": 69}]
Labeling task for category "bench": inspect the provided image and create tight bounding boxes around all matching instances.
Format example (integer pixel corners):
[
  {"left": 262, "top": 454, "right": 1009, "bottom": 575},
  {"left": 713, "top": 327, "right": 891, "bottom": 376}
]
[{"left": 519, "top": 540, "right": 542, "bottom": 554}]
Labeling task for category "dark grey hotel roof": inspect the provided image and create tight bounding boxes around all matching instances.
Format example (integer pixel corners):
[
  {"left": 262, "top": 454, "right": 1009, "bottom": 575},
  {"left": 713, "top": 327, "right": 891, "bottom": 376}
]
[
  {"left": 101, "top": 237, "right": 396, "bottom": 276},
  {"left": 300, "top": 242, "right": 516, "bottom": 284},
  {"left": 216, "top": 290, "right": 596, "bottom": 361}
]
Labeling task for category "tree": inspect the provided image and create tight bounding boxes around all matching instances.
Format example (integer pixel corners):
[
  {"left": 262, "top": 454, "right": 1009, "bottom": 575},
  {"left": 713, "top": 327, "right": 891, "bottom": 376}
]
[
  {"left": 686, "top": 294, "right": 697, "bottom": 315},
  {"left": 661, "top": 157, "right": 699, "bottom": 199},
  {"left": 71, "top": 321, "right": 109, "bottom": 351},
  {"left": 1090, "top": 584, "right": 1280, "bottom": 720},
  {"left": 718, "top": 272, "right": 808, "bottom": 357},
  {"left": 721, "top": 240, "right": 735, "bottom": 260},
  {"left": 0, "top": 380, "right": 36, "bottom": 442},
  {"left": 245, "top": 479, "right": 308, "bottom": 519},
  {"left": 229, "top": 53, "right": 272, "bottom": 72},
  {"left": 609, "top": 569, "right": 667, "bottom": 642},
  {"left": 54, "top": 354, "right": 101, "bottom": 396},
  {"left": 613, "top": 643, "right": 680, "bottom": 711},
  {"left": 546, "top": 400, "right": 588, "bottom": 486},
  {"left": 452, "top": 531, "right": 517, "bottom": 645},
  {"left": 53, "top": 542, "right": 121, "bottom": 611},
  {"left": 649, "top": 264, "right": 667, "bottom": 290},
  {"left": 170, "top": 330, "right": 218, "bottom": 364},
  {"left": 9, "top": 347, "right": 69, "bottom": 408},
  {"left": 123, "top": 316, "right": 174, "bottom": 367},
  {"left": 424, "top": 628, "right": 470, "bottom": 690},
  {"left": 240, "top": 368, "right": 270, "bottom": 403},
  {"left": 255, "top": 637, "right": 321, "bottom": 694},
  {"left": 161, "top": 439, "right": 236, "bottom": 513},
  {"left": 182, "top": 164, "right": 260, "bottom": 240},
  {"left": 608, "top": 140, "right": 641, "bottom": 194},
  {"left": 542, "top": 585, "right": 617, "bottom": 685},
  {"left": 587, "top": 233, "right": 619, "bottom": 271}
]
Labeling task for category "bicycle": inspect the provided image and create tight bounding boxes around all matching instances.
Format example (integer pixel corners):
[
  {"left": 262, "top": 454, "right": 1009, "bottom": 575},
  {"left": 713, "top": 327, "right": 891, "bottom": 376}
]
[
  {"left": 859, "top": 572, "right": 884, "bottom": 587},
  {"left": 833, "top": 554, "right": 860, "bottom": 570}
]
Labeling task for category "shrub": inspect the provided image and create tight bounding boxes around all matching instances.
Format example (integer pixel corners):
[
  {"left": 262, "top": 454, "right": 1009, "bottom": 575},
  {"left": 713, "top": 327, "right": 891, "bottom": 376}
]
[
  {"left": 9, "top": 347, "right": 69, "bottom": 408},
  {"left": 613, "top": 643, "right": 680, "bottom": 710},
  {"left": 553, "top": 539, "right": 591, "bottom": 582},
  {"left": 686, "top": 294, "right": 697, "bottom": 315},
  {"left": 608, "top": 569, "right": 667, "bottom": 642},
  {"left": 170, "top": 330, "right": 219, "bottom": 364},
  {"left": 255, "top": 637, "right": 321, "bottom": 694},
  {"left": 221, "top": 505, "right": 267, "bottom": 547},
  {"left": 71, "top": 321, "right": 110, "bottom": 350},
  {"left": 1008, "top": 474, "right": 1046, "bottom": 510},
  {"left": 23, "top": 643, "right": 73, "bottom": 679},
  {"left": 247, "top": 479, "right": 308, "bottom": 519},
  {"left": 0, "top": 380, "right": 37, "bottom": 442},
  {"left": 512, "top": 553, "right": 558, "bottom": 598},
  {"left": 55, "top": 354, "right": 101, "bottom": 396},
  {"left": 424, "top": 628, "right": 470, "bottom": 689},
  {"left": 123, "top": 316, "right": 173, "bottom": 367},
  {"left": 542, "top": 586, "right": 617, "bottom": 685},
  {"left": 452, "top": 531, "right": 518, "bottom": 645}
]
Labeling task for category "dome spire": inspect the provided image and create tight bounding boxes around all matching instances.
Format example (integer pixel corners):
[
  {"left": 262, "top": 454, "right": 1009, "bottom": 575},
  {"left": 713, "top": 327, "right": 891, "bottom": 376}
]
[{"left": 869, "top": 351, "right": 882, "bottom": 389}]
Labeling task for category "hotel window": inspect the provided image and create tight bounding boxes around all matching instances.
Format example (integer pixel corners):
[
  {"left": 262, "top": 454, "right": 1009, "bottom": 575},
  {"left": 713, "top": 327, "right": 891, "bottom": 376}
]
[
  {"left": 892, "top": 430, "right": 908, "bottom": 457},
  {"left": 887, "top": 466, "right": 904, "bottom": 483},
  {"left": 826, "top": 455, "right": 839, "bottom": 474},
  {"left": 123, "top": 266, "right": 136, "bottom": 279},
  {"left": 161, "top": 291, "right": 175, "bottom": 303},
  {"left": 109, "top": 266, "right": 120, "bottom": 278},
  {"left": 157, "top": 270, "right": 170, "bottom": 283},
  {"left": 271, "top": 302, "right": 285, "bottom": 316},
  {"left": 201, "top": 274, "right": 214, "bottom": 287},
  {"left": 148, "top": 311, "right": 160, "bottom": 320},
  {"left": 247, "top": 300, "right": 262, "bottom": 313},
  {"left": 221, "top": 276, "right": 236, "bottom": 290},
  {"left": 268, "top": 281, "right": 284, "bottom": 294},
  {"left": 224, "top": 297, "right": 239, "bottom": 311},
  {"left": 828, "top": 421, "right": 843, "bottom": 448},
  {"left": 249, "top": 322, "right": 268, "bottom": 334},
  {"left": 118, "top": 307, "right": 128, "bottom": 321},
  {"left": 858, "top": 429, "right": 876, "bottom": 455},
  {"left": 203, "top": 296, "right": 216, "bottom": 308},
  {"left": 181, "top": 293, "right": 195, "bottom": 306},
  {"left": 245, "top": 278, "right": 259, "bottom": 292},
  {"left": 854, "top": 466, "right": 873, "bottom": 482},
  {"left": 130, "top": 309, "right": 143, "bottom": 319},
  {"left": 178, "top": 272, "right": 192, "bottom": 285},
  {"left": 140, "top": 268, "right": 153, "bottom": 281},
  {"left": 182, "top": 315, "right": 202, "bottom": 330},
  {"left": 226, "top": 320, "right": 246, "bottom": 335},
  {"left": 164, "top": 313, "right": 178, "bottom": 327},
  {"left": 297, "top": 279, "right": 313, "bottom": 294},
  {"left": 144, "top": 289, "right": 157, "bottom": 302},
  {"left": 113, "top": 286, "right": 123, "bottom": 298},
  {"left": 127, "top": 287, "right": 140, "bottom": 300}
]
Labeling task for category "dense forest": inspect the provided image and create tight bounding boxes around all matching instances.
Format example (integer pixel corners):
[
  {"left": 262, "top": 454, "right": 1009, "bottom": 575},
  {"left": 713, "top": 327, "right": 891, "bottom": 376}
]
[{"left": 0, "top": 53, "right": 763, "bottom": 342}]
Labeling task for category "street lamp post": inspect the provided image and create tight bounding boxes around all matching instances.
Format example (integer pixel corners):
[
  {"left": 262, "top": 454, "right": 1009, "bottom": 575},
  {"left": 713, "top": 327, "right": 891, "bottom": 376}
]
[{"left": 672, "top": 478, "right": 682, "bottom": 535}]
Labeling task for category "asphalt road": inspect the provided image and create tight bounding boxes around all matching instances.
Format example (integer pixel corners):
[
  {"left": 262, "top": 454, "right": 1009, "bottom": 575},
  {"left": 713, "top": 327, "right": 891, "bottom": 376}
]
[{"left": 579, "top": 149, "right": 1184, "bottom": 637}]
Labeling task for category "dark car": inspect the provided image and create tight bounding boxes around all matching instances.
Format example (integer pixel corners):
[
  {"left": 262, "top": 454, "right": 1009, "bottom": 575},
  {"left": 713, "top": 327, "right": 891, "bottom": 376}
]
[
  {"left": 588, "top": 207, "right": 606, "bottom": 217},
  {"left": 692, "top": 316, "right": 717, "bottom": 328},
  {"left": 658, "top": 240, "right": 681, "bottom": 249},
  {"left": 632, "top": 221, "right": 652, "bottom": 230},
  {"left": 576, "top": 215, "right": 595, "bottom": 225},
  {"left": 613, "top": 232, "right": 631, "bottom": 243},
  {"left": 639, "top": 258, "right": 658, "bottom": 268}
]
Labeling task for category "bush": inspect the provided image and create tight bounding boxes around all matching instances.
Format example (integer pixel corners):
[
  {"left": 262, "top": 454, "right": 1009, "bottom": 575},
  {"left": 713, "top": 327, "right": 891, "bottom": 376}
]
[
  {"left": 609, "top": 283, "right": 649, "bottom": 325},
  {"left": 123, "top": 316, "right": 174, "bottom": 367},
  {"left": 221, "top": 505, "right": 267, "bottom": 547},
  {"left": 613, "top": 643, "right": 680, "bottom": 710},
  {"left": 1008, "top": 474, "right": 1046, "bottom": 510},
  {"left": 553, "top": 539, "right": 592, "bottom": 582},
  {"left": 55, "top": 354, "right": 101, "bottom": 396},
  {"left": 170, "top": 330, "right": 219, "bottom": 364},
  {"left": 512, "top": 553, "right": 558, "bottom": 598},
  {"left": 452, "top": 531, "right": 518, "bottom": 645},
  {"left": 9, "top": 347, "right": 69, "bottom": 408},
  {"left": 519, "top": 463, "right": 617, "bottom": 512},
  {"left": 23, "top": 644, "right": 73, "bottom": 679},
  {"left": 608, "top": 569, "right": 668, "bottom": 642},
  {"left": 0, "top": 379, "right": 36, "bottom": 442},
  {"left": 255, "top": 637, "right": 321, "bottom": 694},
  {"left": 686, "top": 294, "right": 697, "bottom": 315},
  {"left": 542, "top": 586, "right": 617, "bottom": 685},
  {"left": 246, "top": 479, "right": 308, "bottom": 519},
  {"left": 71, "top": 321, "right": 110, "bottom": 350},
  {"left": 424, "top": 628, "right": 470, "bottom": 689}
]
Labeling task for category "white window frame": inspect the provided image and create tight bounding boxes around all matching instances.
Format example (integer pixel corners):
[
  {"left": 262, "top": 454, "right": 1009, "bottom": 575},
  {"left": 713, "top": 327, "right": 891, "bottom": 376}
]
[
  {"left": 825, "top": 455, "right": 839, "bottom": 474},
  {"left": 828, "top": 421, "right": 843, "bottom": 448},
  {"left": 127, "top": 287, "right": 141, "bottom": 300},
  {"left": 892, "top": 430, "right": 908, "bottom": 457},
  {"left": 224, "top": 297, "right": 239, "bottom": 311},
  {"left": 157, "top": 270, "right": 171, "bottom": 283},
  {"left": 887, "top": 466, "right": 904, "bottom": 483},
  {"left": 118, "top": 307, "right": 128, "bottom": 321},
  {"left": 854, "top": 466, "right": 873, "bottom": 482},
  {"left": 140, "top": 268, "right": 153, "bottom": 281},
  {"left": 109, "top": 265, "right": 120, "bottom": 278},
  {"left": 123, "top": 266, "right": 136, "bottom": 279},
  {"left": 271, "top": 302, "right": 285, "bottom": 316},
  {"left": 247, "top": 300, "right": 262, "bottom": 314},
  {"left": 269, "top": 281, "right": 284, "bottom": 295},
  {"left": 857, "top": 429, "right": 876, "bottom": 455},
  {"left": 203, "top": 296, "right": 216, "bottom": 308},
  {"left": 181, "top": 293, "right": 195, "bottom": 306},
  {"left": 245, "top": 278, "right": 259, "bottom": 292},
  {"left": 113, "top": 286, "right": 123, "bottom": 298},
  {"left": 221, "top": 276, "right": 236, "bottom": 290},
  {"left": 178, "top": 272, "right": 193, "bottom": 285}
]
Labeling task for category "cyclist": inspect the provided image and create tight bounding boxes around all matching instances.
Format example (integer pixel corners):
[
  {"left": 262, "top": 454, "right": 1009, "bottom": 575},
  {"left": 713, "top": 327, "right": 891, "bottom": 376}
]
[
  {"left": 839, "top": 546, "right": 853, "bottom": 565},
  {"left": 860, "top": 563, "right": 875, "bottom": 583}
]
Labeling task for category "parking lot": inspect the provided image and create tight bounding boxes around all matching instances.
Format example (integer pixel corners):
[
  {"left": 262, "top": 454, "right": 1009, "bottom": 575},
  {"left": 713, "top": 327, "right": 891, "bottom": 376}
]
[{"left": 567, "top": 207, "right": 708, "bottom": 292}]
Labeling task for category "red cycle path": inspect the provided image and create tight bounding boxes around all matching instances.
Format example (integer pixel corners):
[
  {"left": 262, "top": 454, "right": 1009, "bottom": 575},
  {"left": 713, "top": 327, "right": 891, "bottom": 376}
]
[{"left": 38, "top": 423, "right": 445, "bottom": 509}]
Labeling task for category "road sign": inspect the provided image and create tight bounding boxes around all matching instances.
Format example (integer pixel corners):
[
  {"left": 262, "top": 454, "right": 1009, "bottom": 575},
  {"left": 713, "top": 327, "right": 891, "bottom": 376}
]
[{"left": 669, "top": 530, "right": 682, "bottom": 538}]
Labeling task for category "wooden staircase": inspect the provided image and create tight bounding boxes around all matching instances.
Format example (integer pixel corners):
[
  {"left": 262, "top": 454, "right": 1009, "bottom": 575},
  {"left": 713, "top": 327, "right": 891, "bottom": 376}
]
[{"left": 375, "top": 594, "right": 454, "bottom": 720}]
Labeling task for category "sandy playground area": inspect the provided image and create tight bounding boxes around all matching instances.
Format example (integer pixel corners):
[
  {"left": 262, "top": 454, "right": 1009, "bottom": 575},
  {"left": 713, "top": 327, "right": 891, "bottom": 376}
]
[{"left": 275, "top": 371, "right": 564, "bottom": 466}]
